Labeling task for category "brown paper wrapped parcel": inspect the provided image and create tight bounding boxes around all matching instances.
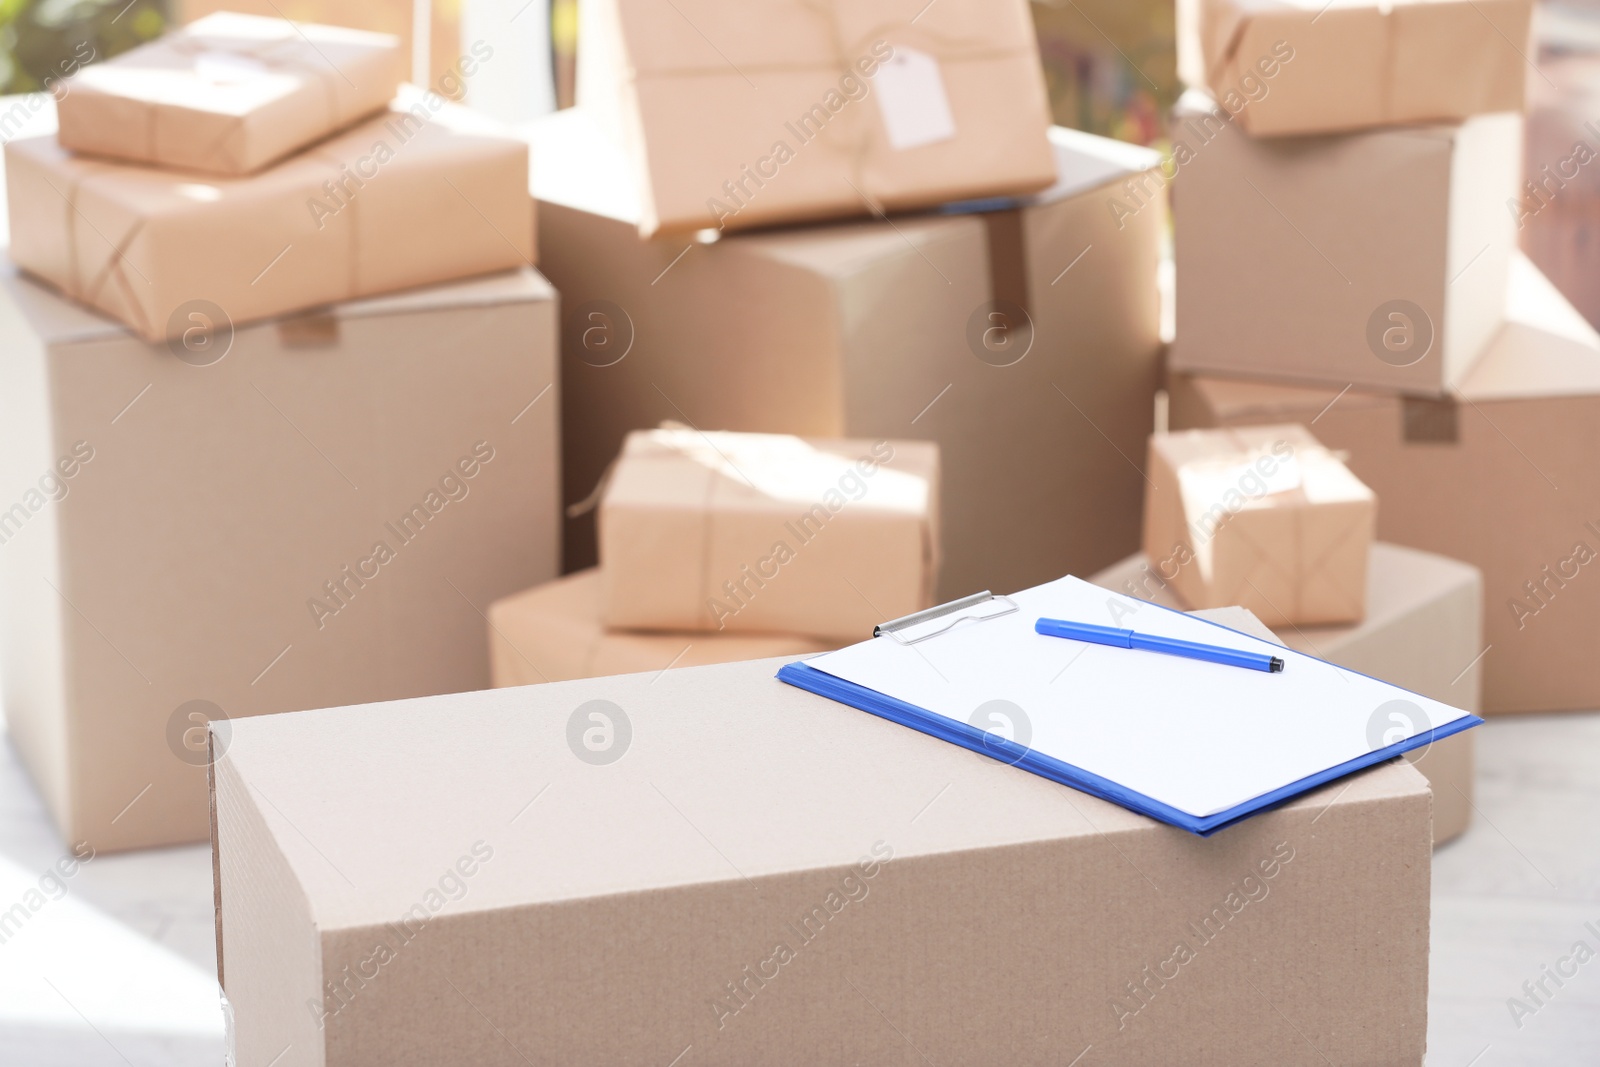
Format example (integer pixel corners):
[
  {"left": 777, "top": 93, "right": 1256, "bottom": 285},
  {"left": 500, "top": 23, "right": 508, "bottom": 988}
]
[
  {"left": 1142, "top": 424, "right": 1376, "bottom": 627},
  {"left": 1094, "top": 543, "right": 1482, "bottom": 845},
  {"left": 599, "top": 429, "right": 939, "bottom": 640},
  {"left": 56, "top": 12, "right": 405, "bottom": 175},
  {"left": 576, "top": 0, "right": 1058, "bottom": 235},
  {"left": 1198, "top": 0, "right": 1532, "bottom": 137},
  {"left": 7, "top": 87, "right": 531, "bottom": 342},
  {"left": 489, "top": 568, "right": 836, "bottom": 686},
  {"left": 1170, "top": 254, "right": 1600, "bottom": 715}
]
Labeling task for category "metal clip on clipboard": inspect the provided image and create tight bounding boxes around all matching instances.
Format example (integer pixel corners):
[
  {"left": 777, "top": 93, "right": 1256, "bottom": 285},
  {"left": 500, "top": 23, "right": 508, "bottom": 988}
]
[{"left": 873, "top": 591, "right": 1019, "bottom": 646}]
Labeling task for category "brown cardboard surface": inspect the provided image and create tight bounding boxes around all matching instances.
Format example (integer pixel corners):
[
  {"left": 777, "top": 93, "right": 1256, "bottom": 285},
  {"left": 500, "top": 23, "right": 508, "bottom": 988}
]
[
  {"left": 488, "top": 569, "right": 837, "bottom": 686},
  {"left": 7, "top": 87, "right": 532, "bottom": 342},
  {"left": 1199, "top": 0, "right": 1531, "bottom": 137},
  {"left": 1167, "top": 91, "right": 1521, "bottom": 396},
  {"left": 576, "top": 0, "right": 1057, "bottom": 236},
  {"left": 1142, "top": 424, "right": 1375, "bottom": 626},
  {"left": 57, "top": 13, "right": 405, "bottom": 175},
  {"left": 1170, "top": 253, "right": 1600, "bottom": 714},
  {"left": 0, "top": 264, "right": 560, "bottom": 852},
  {"left": 599, "top": 429, "right": 938, "bottom": 638},
  {"left": 1092, "top": 542, "right": 1483, "bottom": 844},
  {"left": 214, "top": 651, "right": 1430, "bottom": 1066},
  {"left": 530, "top": 110, "right": 1164, "bottom": 599}
]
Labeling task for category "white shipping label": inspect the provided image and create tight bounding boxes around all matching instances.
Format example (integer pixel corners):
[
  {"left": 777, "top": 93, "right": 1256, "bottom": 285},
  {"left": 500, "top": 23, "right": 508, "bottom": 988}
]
[{"left": 872, "top": 46, "right": 956, "bottom": 151}]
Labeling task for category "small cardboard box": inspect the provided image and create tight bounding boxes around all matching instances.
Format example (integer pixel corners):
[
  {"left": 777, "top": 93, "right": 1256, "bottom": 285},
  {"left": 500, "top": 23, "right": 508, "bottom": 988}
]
[
  {"left": 598, "top": 429, "right": 938, "bottom": 639},
  {"left": 0, "top": 265, "right": 559, "bottom": 852},
  {"left": 1167, "top": 90, "right": 1521, "bottom": 396},
  {"left": 1142, "top": 424, "right": 1375, "bottom": 627},
  {"left": 213, "top": 651, "right": 1430, "bottom": 1066},
  {"left": 57, "top": 13, "right": 405, "bottom": 175},
  {"left": 1197, "top": 0, "right": 1532, "bottom": 137},
  {"left": 575, "top": 0, "right": 1057, "bottom": 236},
  {"left": 1170, "top": 253, "right": 1600, "bottom": 715},
  {"left": 7, "top": 88, "right": 531, "bottom": 342},
  {"left": 530, "top": 109, "right": 1164, "bottom": 599},
  {"left": 1093, "top": 542, "right": 1483, "bottom": 845},
  {"left": 488, "top": 568, "right": 836, "bottom": 686}
]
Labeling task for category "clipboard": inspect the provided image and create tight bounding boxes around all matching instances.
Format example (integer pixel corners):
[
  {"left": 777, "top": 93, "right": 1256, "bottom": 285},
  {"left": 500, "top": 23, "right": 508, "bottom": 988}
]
[{"left": 778, "top": 576, "right": 1482, "bottom": 835}]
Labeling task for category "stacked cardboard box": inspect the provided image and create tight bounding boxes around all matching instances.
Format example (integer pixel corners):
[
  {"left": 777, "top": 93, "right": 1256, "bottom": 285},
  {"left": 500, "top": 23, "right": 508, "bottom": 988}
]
[
  {"left": 530, "top": 108, "right": 1165, "bottom": 598},
  {"left": 1167, "top": 0, "right": 1557, "bottom": 717},
  {"left": 488, "top": 428, "right": 939, "bottom": 685},
  {"left": 0, "top": 14, "right": 559, "bottom": 852}
]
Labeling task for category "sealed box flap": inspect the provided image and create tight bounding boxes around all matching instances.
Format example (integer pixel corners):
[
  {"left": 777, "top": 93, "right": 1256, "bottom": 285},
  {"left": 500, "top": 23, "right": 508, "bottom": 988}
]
[
  {"left": 1172, "top": 86, "right": 1471, "bottom": 145},
  {"left": 221, "top": 656, "right": 1430, "bottom": 933},
  {"left": 611, "top": 0, "right": 1038, "bottom": 78}
]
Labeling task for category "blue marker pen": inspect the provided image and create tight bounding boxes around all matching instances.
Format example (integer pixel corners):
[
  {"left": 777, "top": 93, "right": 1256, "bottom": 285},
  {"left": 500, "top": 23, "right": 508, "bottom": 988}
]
[{"left": 1034, "top": 618, "right": 1285, "bottom": 674}]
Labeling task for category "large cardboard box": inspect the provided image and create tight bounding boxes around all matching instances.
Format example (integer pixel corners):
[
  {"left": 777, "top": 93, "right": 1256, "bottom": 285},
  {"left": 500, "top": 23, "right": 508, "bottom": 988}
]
[
  {"left": 214, "top": 651, "right": 1431, "bottom": 1066},
  {"left": 1196, "top": 0, "right": 1532, "bottom": 137},
  {"left": 1170, "top": 254, "right": 1600, "bottom": 715},
  {"left": 1142, "top": 424, "right": 1375, "bottom": 626},
  {"left": 488, "top": 569, "right": 835, "bottom": 686},
  {"left": 57, "top": 13, "right": 405, "bottom": 175},
  {"left": 1168, "top": 90, "right": 1521, "bottom": 396},
  {"left": 531, "top": 109, "right": 1164, "bottom": 599},
  {"left": 576, "top": 0, "right": 1057, "bottom": 236},
  {"left": 600, "top": 429, "right": 938, "bottom": 638},
  {"left": 0, "top": 265, "right": 559, "bottom": 852},
  {"left": 7, "top": 89, "right": 532, "bottom": 342},
  {"left": 1093, "top": 543, "right": 1483, "bottom": 845}
]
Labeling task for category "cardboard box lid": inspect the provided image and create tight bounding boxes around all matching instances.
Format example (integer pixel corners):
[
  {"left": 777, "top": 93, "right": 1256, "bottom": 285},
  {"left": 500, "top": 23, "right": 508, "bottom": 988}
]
[
  {"left": 526, "top": 108, "right": 1158, "bottom": 231},
  {"left": 0, "top": 258, "right": 553, "bottom": 348},
  {"left": 1173, "top": 86, "right": 1476, "bottom": 147},
  {"left": 1178, "top": 253, "right": 1600, "bottom": 415},
  {"left": 215, "top": 654, "right": 1427, "bottom": 932}
]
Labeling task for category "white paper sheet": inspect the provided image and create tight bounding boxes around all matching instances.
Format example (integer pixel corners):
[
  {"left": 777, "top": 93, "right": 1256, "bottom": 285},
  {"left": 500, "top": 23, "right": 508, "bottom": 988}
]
[{"left": 801, "top": 576, "right": 1473, "bottom": 818}]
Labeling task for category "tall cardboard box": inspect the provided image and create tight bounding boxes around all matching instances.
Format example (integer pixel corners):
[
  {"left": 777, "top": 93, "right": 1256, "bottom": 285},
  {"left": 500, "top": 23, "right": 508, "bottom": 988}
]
[
  {"left": 1093, "top": 543, "right": 1483, "bottom": 844},
  {"left": 0, "top": 266, "right": 559, "bottom": 852},
  {"left": 1168, "top": 90, "right": 1521, "bottom": 395},
  {"left": 531, "top": 109, "right": 1164, "bottom": 599},
  {"left": 215, "top": 650, "right": 1431, "bottom": 1066},
  {"left": 1170, "top": 254, "right": 1600, "bottom": 715}
]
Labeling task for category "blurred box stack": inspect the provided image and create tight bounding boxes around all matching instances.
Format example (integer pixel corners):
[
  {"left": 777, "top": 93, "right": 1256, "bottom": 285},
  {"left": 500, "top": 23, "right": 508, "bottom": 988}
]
[
  {"left": 1163, "top": 0, "right": 1600, "bottom": 722},
  {"left": 489, "top": 428, "right": 940, "bottom": 684},
  {"left": 534, "top": 0, "right": 1168, "bottom": 598},
  {"left": 0, "top": 13, "right": 559, "bottom": 851}
]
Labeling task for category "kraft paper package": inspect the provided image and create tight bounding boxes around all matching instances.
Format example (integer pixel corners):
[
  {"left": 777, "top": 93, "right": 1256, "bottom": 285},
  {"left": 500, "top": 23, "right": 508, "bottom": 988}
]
[
  {"left": 1142, "top": 424, "right": 1376, "bottom": 627},
  {"left": 0, "top": 265, "right": 559, "bottom": 852},
  {"left": 1167, "top": 90, "right": 1521, "bottom": 396},
  {"left": 598, "top": 429, "right": 938, "bottom": 640},
  {"left": 1170, "top": 253, "right": 1600, "bottom": 715},
  {"left": 1196, "top": 0, "right": 1532, "bottom": 137},
  {"left": 575, "top": 0, "right": 1058, "bottom": 235},
  {"left": 7, "top": 87, "right": 531, "bottom": 342},
  {"left": 530, "top": 108, "right": 1165, "bottom": 599},
  {"left": 213, "top": 648, "right": 1430, "bottom": 1066},
  {"left": 488, "top": 569, "right": 836, "bottom": 686},
  {"left": 1094, "top": 543, "right": 1483, "bottom": 845},
  {"left": 56, "top": 12, "right": 405, "bottom": 175}
]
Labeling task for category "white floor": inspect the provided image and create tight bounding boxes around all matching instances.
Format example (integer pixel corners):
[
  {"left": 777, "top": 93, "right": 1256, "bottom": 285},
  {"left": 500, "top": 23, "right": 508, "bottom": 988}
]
[{"left": 0, "top": 712, "right": 1595, "bottom": 1064}]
